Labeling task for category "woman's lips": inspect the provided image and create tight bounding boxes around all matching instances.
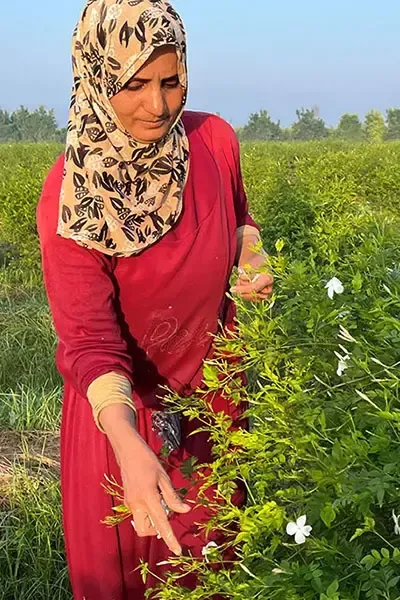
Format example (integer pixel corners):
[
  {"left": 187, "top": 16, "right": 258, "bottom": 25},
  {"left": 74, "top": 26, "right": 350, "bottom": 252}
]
[{"left": 141, "top": 118, "right": 169, "bottom": 128}]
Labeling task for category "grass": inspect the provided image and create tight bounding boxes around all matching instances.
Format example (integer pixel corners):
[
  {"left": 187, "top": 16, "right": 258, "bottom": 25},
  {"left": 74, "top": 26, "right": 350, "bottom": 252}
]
[
  {"left": 0, "top": 460, "right": 71, "bottom": 600},
  {"left": 0, "top": 290, "right": 60, "bottom": 393},
  {"left": 0, "top": 273, "right": 68, "bottom": 599}
]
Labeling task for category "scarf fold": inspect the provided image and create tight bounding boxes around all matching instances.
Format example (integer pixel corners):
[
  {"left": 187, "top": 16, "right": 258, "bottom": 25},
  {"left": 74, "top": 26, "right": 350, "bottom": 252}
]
[{"left": 57, "top": 0, "right": 189, "bottom": 257}]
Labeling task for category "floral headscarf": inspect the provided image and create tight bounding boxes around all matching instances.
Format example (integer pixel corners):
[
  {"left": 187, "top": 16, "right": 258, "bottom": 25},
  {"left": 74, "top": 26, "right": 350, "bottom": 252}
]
[{"left": 57, "top": 0, "right": 189, "bottom": 257}]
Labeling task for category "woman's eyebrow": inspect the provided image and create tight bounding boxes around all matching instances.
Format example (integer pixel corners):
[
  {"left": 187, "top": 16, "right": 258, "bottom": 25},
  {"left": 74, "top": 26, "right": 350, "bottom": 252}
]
[{"left": 128, "top": 74, "right": 179, "bottom": 84}]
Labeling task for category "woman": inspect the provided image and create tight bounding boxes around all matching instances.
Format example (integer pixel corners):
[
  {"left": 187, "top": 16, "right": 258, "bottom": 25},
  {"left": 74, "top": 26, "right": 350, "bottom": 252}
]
[{"left": 37, "top": 1, "right": 273, "bottom": 598}]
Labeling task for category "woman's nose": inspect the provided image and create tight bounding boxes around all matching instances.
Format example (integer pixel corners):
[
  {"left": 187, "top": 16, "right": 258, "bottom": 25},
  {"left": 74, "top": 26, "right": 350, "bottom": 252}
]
[{"left": 146, "top": 85, "right": 168, "bottom": 118}]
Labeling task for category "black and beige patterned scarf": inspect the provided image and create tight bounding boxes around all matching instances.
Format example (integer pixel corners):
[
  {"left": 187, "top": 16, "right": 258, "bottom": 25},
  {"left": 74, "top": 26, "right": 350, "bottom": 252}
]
[{"left": 57, "top": 0, "right": 189, "bottom": 257}]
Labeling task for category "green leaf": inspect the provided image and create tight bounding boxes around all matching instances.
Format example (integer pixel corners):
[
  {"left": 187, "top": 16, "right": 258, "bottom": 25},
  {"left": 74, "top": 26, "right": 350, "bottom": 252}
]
[
  {"left": 320, "top": 503, "right": 336, "bottom": 528},
  {"left": 180, "top": 456, "right": 198, "bottom": 478},
  {"left": 326, "top": 579, "right": 339, "bottom": 595},
  {"left": 377, "top": 487, "right": 385, "bottom": 506},
  {"left": 111, "top": 504, "right": 130, "bottom": 514},
  {"left": 352, "top": 271, "right": 363, "bottom": 293}
]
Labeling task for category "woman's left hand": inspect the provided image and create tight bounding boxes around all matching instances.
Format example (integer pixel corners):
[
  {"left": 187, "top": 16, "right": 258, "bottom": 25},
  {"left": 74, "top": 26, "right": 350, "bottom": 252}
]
[{"left": 231, "top": 254, "right": 274, "bottom": 302}]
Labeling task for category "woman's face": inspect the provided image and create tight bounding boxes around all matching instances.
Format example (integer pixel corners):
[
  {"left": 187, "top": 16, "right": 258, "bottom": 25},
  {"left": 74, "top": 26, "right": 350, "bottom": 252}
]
[{"left": 110, "top": 46, "right": 184, "bottom": 143}]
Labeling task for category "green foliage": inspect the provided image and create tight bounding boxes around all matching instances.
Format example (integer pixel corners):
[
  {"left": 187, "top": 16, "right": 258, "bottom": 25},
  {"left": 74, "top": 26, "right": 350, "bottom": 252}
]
[
  {"left": 150, "top": 141, "right": 400, "bottom": 599},
  {"left": 0, "top": 106, "right": 66, "bottom": 143},
  {"left": 386, "top": 108, "right": 400, "bottom": 141},
  {"left": 0, "top": 143, "right": 63, "bottom": 271},
  {"left": 239, "top": 110, "right": 282, "bottom": 142},
  {"left": 0, "top": 467, "right": 70, "bottom": 599},
  {"left": 291, "top": 108, "right": 329, "bottom": 141},
  {"left": 336, "top": 114, "right": 363, "bottom": 141},
  {"left": 239, "top": 107, "right": 400, "bottom": 144},
  {"left": 364, "top": 110, "right": 386, "bottom": 143},
  {"left": 2, "top": 140, "right": 400, "bottom": 598}
]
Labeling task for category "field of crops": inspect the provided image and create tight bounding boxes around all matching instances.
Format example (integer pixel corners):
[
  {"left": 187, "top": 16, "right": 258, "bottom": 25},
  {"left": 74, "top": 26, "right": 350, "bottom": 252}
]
[{"left": 1, "top": 140, "right": 400, "bottom": 599}]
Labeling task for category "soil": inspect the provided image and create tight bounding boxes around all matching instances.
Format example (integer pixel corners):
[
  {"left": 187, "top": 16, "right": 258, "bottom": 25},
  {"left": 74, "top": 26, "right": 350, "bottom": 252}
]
[{"left": 0, "top": 430, "right": 60, "bottom": 498}]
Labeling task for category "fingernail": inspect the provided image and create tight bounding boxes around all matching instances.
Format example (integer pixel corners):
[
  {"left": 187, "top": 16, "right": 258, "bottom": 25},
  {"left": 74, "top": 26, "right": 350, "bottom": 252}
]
[{"left": 174, "top": 547, "right": 182, "bottom": 556}]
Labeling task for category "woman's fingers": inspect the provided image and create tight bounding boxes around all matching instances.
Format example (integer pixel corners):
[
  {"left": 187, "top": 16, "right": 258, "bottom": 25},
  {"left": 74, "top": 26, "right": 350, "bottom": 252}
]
[
  {"left": 158, "top": 472, "right": 191, "bottom": 514},
  {"left": 240, "top": 285, "right": 274, "bottom": 302},
  {"left": 131, "top": 507, "right": 157, "bottom": 537},
  {"left": 232, "top": 273, "right": 274, "bottom": 296},
  {"left": 147, "top": 495, "right": 182, "bottom": 556},
  {"left": 232, "top": 282, "right": 274, "bottom": 302}
]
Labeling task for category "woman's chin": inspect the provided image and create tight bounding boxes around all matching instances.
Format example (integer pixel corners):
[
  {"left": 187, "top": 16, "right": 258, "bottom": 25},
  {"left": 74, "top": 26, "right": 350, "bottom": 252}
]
[{"left": 130, "top": 121, "right": 172, "bottom": 143}]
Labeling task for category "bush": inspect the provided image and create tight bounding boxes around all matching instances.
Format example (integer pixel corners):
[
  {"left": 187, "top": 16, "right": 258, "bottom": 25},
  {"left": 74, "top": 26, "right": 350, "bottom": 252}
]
[
  {"left": 0, "top": 143, "right": 62, "bottom": 273},
  {"left": 2, "top": 140, "right": 400, "bottom": 598},
  {"left": 151, "top": 143, "right": 400, "bottom": 599}
]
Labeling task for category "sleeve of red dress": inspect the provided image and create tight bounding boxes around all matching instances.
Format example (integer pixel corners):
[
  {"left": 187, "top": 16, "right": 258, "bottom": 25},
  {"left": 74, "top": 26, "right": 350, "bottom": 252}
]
[{"left": 36, "top": 156, "right": 134, "bottom": 398}]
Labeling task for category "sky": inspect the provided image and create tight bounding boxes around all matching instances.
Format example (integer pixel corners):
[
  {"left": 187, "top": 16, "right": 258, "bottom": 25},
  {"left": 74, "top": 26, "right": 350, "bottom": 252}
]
[{"left": 1, "top": 0, "right": 399, "bottom": 128}]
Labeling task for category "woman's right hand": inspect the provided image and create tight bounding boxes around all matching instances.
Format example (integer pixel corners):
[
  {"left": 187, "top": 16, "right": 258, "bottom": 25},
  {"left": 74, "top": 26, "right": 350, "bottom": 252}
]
[{"left": 99, "top": 404, "right": 191, "bottom": 556}]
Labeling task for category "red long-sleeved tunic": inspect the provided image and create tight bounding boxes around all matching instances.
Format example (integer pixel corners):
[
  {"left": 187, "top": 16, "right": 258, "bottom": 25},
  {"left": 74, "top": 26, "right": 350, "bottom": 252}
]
[{"left": 37, "top": 112, "right": 258, "bottom": 600}]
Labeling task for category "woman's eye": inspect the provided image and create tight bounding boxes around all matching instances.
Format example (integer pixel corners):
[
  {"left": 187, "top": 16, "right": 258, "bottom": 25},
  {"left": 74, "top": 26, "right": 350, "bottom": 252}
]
[
  {"left": 127, "top": 85, "right": 144, "bottom": 92},
  {"left": 164, "top": 79, "right": 180, "bottom": 89}
]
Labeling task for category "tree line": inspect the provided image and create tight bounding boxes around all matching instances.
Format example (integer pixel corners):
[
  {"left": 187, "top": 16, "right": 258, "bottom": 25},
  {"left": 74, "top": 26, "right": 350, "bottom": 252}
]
[
  {"left": 1, "top": 105, "right": 400, "bottom": 144},
  {"left": 237, "top": 107, "right": 400, "bottom": 142},
  {"left": 0, "top": 106, "right": 67, "bottom": 143}
]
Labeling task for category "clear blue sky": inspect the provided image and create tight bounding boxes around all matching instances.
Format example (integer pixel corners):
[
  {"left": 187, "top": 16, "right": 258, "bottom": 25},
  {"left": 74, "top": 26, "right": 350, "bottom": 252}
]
[{"left": 1, "top": 0, "right": 399, "bottom": 127}]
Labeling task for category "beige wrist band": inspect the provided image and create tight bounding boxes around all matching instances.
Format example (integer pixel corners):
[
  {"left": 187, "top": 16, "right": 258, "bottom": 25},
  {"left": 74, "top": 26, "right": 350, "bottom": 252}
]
[{"left": 87, "top": 371, "right": 136, "bottom": 433}]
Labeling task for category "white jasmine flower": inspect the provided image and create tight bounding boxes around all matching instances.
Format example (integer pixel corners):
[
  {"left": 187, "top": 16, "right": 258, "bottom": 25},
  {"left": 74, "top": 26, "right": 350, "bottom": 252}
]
[
  {"left": 201, "top": 541, "right": 218, "bottom": 563},
  {"left": 325, "top": 277, "right": 344, "bottom": 299},
  {"left": 286, "top": 515, "right": 312, "bottom": 544},
  {"left": 383, "top": 284, "right": 392, "bottom": 295},
  {"left": 337, "top": 310, "right": 351, "bottom": 319},
  {"left": 335, "top": 351, "right": 351, "bottom": 376},
  {"left": 338, "top": 325, "right": 357, "bottom": 344},
  {"left": 392, "top": 510, "right": 400, "bottom": 535}
]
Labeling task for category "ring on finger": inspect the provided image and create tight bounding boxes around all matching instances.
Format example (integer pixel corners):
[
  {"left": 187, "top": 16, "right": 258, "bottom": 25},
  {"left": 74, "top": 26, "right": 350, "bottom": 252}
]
[{"left": 161, "top": 497, "right": 171, "bottom": 517}]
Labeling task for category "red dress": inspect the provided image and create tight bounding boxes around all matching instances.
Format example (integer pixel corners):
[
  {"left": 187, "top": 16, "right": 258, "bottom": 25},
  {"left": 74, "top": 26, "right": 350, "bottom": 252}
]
[{"left": 37, "top": 112, "right": 258, "bottom": 600}]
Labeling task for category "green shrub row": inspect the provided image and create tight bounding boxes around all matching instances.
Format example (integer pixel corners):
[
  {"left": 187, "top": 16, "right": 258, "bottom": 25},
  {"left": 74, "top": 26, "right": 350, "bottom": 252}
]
[{"left": 1, "top": 141, "right": 400, "bottom": 598}]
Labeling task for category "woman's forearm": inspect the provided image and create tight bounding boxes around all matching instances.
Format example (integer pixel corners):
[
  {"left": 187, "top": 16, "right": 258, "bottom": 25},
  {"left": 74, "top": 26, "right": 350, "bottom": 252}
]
[
  {"left": 99, "top": 404, "right": 145, "bottom": 464},
  {"left": 236, "top": 226, "right": 265, "bottom": 266}
]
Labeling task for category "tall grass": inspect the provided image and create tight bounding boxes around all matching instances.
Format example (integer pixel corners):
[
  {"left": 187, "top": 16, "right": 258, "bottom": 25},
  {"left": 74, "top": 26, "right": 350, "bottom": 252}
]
[{"left": 0, "top": 464, "right": 71, "bottom": 600}]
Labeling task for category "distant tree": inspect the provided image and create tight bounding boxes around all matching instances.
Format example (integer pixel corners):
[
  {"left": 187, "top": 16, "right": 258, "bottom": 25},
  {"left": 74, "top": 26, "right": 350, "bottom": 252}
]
[
  {"left": 11, "top": 105, "right": 59, "bottom": 142},
  {"left": 364, "top": 109, "right": 386, "bottom": 143},
  {"left": 336, "top": 113, "right": 363, "bottom": 140},
  {"left": 291, "top": 108, "right": 328, "bottom": 141},
  {"left": 240, "top": 110, "right": 282, "bottom": 141},
  {"left": 0, "top": 105, "right": 65, "bottom": 143},
  {"left": 386, "top": 108, "right": 400, "bottom": 140},
  {"left": 280, "top": 127, "right": 292, "bottom": 141},
  {"left": 0, "top": 109, "right": 15, "bottom": 141},
  {"left": 54, "top": 127, "right": 67, "bottom": 143}
]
